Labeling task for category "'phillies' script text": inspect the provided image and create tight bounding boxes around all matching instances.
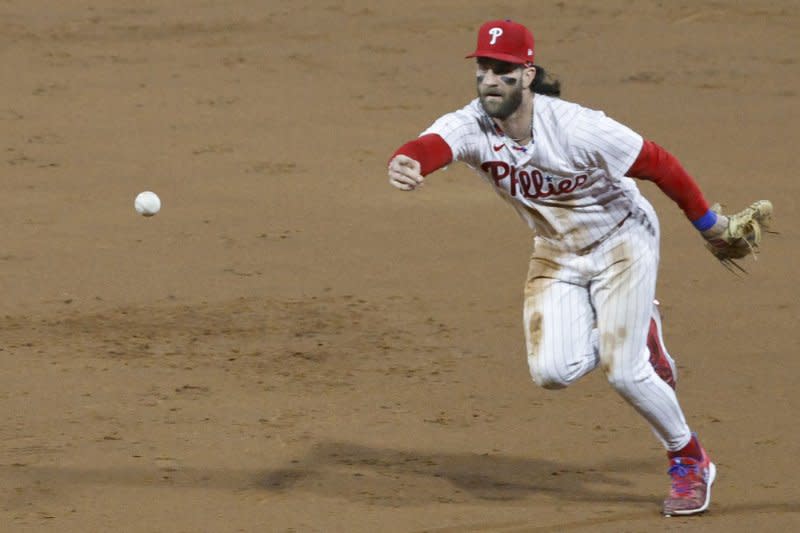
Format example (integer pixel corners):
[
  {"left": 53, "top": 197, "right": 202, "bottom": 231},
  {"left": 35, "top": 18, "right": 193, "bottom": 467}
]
[{"left": 481, "top": 161, "right": 589, "bottom": 199}]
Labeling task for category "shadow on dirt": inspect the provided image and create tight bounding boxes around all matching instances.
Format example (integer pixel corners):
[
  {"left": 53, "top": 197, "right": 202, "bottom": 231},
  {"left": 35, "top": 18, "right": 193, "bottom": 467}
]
[
  {"left": 257, "top": 440, "right": 659, "bottom": 506},
  {"left": 5, "top": 441, "right": 799, "bottom": 519}
]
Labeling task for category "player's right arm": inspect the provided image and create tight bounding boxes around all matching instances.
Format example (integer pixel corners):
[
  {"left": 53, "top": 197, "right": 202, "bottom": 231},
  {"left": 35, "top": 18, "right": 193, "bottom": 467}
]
[{"left": 387, "top": 133, "right": 453, "bottom": 191}]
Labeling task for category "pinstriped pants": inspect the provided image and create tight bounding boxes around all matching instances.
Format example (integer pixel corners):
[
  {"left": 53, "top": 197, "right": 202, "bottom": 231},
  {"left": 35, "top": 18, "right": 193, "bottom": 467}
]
[{"left": 523, "top": 201, "right": 692, "bottom": 451}]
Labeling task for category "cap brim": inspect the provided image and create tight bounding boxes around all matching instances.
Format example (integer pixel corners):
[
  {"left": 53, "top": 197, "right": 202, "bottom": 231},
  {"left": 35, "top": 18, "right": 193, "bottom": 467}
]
[{"left": 465, "top": 51, "right": 530, "bottom": 65}]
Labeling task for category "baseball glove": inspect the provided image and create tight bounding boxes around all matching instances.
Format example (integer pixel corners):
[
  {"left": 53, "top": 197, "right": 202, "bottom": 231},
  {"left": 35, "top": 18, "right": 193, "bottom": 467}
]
[{"left": 702, "top": 200, "right": 774, "bottom": 273}]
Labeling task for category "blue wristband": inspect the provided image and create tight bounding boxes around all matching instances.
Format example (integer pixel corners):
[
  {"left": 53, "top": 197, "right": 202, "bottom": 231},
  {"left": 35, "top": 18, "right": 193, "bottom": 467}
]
[{"left": 692, "top": 209, "right": 718, "bottom": 231}]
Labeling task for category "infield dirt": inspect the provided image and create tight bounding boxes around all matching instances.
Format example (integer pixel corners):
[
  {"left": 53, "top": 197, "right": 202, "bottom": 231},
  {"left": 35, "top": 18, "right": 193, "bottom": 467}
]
[{"left": 1, "top": 1, "right": 798, "bottom": 532}]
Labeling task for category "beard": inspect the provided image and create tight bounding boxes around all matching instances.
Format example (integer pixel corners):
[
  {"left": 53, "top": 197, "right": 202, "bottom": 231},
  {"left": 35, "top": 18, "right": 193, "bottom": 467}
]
[{"left": 478, "top": 81, "right": 524, "bottom": 120}]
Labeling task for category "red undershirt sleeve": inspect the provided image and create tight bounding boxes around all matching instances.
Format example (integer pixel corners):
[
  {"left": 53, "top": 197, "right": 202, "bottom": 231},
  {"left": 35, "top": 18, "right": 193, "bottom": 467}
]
[
  {"left": 390, "top": 133, "right": 454, "bottom": 177},
  {"left": 627, "top": 139, "right": 711, "bottom": 222}
]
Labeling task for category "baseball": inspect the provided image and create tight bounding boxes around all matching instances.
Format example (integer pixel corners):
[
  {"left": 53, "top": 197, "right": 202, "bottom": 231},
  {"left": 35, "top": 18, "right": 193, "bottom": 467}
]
[{"left": 134, "top": 191, "right": 161, "bottom": 216}]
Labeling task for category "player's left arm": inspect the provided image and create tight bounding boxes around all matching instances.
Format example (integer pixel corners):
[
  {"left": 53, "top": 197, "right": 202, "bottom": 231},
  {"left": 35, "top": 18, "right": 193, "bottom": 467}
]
[
  {"left": 627, "top": 140, "right": 773, "bottom": 268},
  {"left": 626, "top": 140, "right": 712, "bottom": 227},
  {"left": 567, "top": 107, "right": 713, "bottom": 227}
]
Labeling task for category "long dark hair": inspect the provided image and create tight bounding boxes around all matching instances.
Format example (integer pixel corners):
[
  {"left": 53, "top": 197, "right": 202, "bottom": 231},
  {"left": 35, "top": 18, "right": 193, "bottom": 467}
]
[{"left": 531, "top": 65, "right": 561, "bottom": 96}]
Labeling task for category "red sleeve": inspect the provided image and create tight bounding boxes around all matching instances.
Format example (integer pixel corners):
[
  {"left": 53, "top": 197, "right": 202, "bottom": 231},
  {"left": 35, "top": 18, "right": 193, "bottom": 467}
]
[
  {"left": 627, "top": 140, "right": 710, "bottom": 221},
  {"left": 390, "top": 133, "right": 453, "bottom": 177}
]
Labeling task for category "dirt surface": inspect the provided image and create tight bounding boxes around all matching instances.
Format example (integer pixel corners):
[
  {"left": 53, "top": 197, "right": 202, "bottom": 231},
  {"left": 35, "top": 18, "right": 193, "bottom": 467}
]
[{"left": 1, "top": 1, "right": 798, "bottom": 531}]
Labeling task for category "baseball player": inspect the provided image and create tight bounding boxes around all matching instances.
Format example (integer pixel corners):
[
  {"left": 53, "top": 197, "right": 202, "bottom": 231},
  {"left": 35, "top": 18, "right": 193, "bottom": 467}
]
[{"left": 386, "top": 19, "right": 738, "bottom": 516}]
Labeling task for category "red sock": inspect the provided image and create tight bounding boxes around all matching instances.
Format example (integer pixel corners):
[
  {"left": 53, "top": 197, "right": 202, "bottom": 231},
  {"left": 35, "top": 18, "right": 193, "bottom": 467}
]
[{"left": 668, "top": 434, "right": 704, "bottom": 461}]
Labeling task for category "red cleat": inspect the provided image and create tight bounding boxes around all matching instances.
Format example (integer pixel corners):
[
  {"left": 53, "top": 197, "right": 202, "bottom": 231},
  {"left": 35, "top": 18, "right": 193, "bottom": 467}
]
[{"left": 663, "top": 445, "right": 717, "bottom": 516}]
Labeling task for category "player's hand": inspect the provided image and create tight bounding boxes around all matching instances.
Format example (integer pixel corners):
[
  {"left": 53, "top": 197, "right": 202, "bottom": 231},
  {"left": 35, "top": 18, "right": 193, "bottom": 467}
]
[{"left": 388, "top": 155, "right": 425, "bottom": 191}]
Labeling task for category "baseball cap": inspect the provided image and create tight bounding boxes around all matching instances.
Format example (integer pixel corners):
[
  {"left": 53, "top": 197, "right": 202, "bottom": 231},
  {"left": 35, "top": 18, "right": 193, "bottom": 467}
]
[{"left": 466, "top": 19, "right": 535, "bottom": 65}]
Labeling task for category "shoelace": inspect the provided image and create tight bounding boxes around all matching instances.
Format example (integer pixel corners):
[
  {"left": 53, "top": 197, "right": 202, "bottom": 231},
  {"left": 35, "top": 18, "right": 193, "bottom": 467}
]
[{"left": 668, "top": 462, "right": 700, "bottom": 496}]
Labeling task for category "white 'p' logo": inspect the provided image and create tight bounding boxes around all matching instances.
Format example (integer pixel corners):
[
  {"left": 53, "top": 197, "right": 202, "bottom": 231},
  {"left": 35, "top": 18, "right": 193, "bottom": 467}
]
[{"left": 488, "top": 27, "right": 503, "bottom": 45}]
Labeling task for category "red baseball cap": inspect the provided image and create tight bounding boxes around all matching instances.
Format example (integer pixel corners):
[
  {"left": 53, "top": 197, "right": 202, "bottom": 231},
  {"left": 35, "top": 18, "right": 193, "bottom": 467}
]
[{"left": 466, "top": 19, "right": 535, "bottom": 65}]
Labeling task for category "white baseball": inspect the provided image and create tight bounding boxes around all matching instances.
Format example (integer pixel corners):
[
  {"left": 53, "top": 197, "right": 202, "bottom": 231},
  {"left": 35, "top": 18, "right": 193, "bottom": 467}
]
[{"left": 134, "top": 191, "right": 161, "bottom": 217}]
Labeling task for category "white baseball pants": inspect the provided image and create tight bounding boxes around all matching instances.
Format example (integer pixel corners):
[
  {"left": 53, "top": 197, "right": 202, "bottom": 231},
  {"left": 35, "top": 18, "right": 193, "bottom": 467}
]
[{"left": 523, "top": 201, "right": 692, "bottom": 451}]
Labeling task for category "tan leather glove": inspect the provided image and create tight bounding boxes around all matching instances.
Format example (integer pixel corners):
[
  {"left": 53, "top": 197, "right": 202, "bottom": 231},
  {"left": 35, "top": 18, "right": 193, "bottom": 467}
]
[{"left": 701, "top": 200, "right": 773, "bottom": 272}]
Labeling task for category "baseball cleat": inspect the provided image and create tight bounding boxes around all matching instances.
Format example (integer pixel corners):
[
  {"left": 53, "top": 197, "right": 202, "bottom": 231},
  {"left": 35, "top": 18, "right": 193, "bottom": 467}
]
[
  {"left": 647, "top": 300, "right": 677, "bottom": 389},
  {"left": 663, "top": 449, "right": 716, "bottom": 517}
]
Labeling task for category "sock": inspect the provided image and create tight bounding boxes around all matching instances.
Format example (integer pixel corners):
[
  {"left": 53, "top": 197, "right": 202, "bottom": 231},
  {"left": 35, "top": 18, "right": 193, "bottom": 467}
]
[{"left": 668, "top": 433, "right": 704, "bottom": 461}]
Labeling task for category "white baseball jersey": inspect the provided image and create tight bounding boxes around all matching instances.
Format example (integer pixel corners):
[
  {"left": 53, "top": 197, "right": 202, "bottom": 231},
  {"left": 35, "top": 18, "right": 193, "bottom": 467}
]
[{"left": 421, "top": 94, "right": 646, "bottom": 252}]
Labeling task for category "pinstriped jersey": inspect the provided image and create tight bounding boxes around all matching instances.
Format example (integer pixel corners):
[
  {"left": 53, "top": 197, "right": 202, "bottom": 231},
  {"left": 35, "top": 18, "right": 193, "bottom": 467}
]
[{"left": 421, "top": 94, "right": 647, "bottom": 252}]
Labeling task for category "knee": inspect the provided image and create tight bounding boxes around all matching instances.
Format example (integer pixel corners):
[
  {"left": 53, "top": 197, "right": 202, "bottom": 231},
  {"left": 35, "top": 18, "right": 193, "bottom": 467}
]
[{"left": 528, "top": 356, "right": 570, "bottom": 390}]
